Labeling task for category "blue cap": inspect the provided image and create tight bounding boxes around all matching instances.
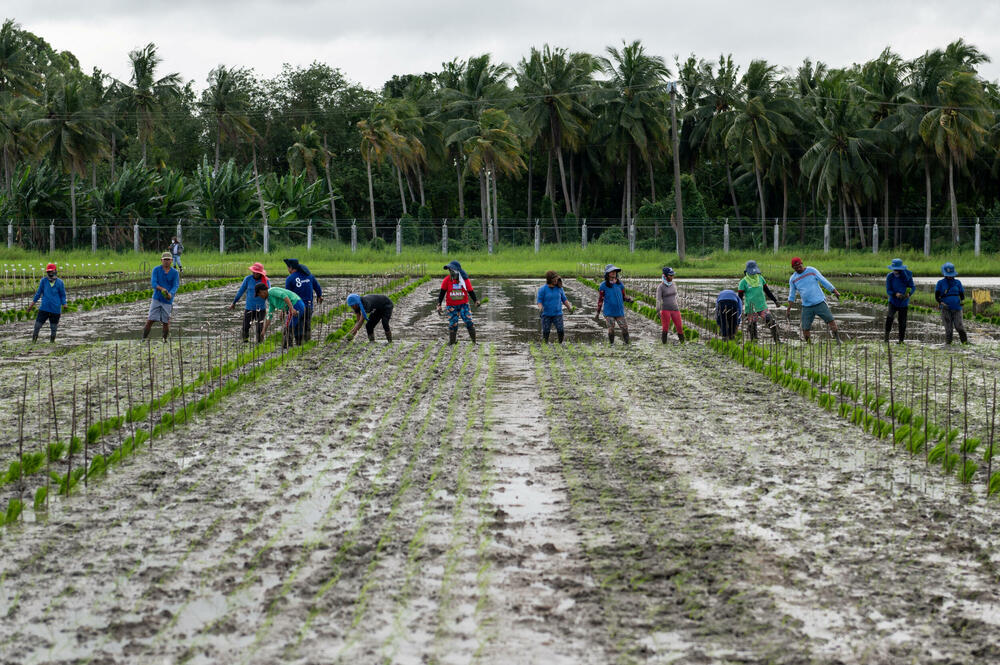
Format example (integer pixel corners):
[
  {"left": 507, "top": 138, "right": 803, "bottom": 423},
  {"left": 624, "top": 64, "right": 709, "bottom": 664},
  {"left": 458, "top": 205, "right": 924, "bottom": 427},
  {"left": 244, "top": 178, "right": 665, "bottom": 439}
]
[
  {"left": 604, "top": 264, "right": 621, "bottom": 275},
  {"left": 888, "top": 258, "right": 907, "bottom": 271},
  {"left": 744, "top": 260, "right": 761, "bottom": 275},
  {"left": 662, "top": 266, "right": 674, "bottom": 276},
  {"left": 941, "top": 262, "right": 957, "bottom": 277}
]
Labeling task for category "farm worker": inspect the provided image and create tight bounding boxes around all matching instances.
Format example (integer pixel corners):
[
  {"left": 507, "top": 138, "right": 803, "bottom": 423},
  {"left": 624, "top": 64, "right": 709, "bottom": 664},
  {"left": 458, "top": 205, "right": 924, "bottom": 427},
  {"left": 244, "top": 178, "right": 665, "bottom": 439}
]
[
  {"left": 596, "top": 264, "right": 633, "bottom": 345},
  {"left": 28, "top": 262, "right": 67, "bottom": 343},
  {"left": 346, "top": 293, "right": 394, "bottom": 342},
  {"left": 437, "top": 260, "right": 480, "bottom": 345},
  {"left": 656, "top": 266, "right": 684, "bottom": 344},
  {"left": 256, "top": 283, "right": 305, "bottom": 348},
  {"left": 935, "top": 262, "right": 968, "bottom": 345},
  {"left": 715, "top": 290, "right": 742, "bottom": 340},
  {"left": 536, "top": 270, "right": 574, "bottom": 343},
  {"left": 884, "top": 258, "right": 916, "bottom": 345},
  {"left": 169, "top": 236, "right": 184, "bottom": 272},
  {"left": 283, "top": 258, "right": 323, "bottom": 343},
  {"left": 738, "top": 259, "right": 781, "bottom": 343},
  {"left": 785, "top": 257, "right": 842, "bottom": 344},
  {"left": 231, "top": 262, "right": 270, "bottom": 343},
  {"left": 143, "top": 252, "right": 179, "bottom": 341}
]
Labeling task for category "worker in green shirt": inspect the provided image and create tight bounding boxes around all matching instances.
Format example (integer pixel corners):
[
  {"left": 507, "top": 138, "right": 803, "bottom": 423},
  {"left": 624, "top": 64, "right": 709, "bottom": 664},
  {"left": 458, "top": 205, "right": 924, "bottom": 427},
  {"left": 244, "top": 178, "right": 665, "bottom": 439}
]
[
  {"left": 256, "top": 283, "right": 306, "bottom": 347},
  {"left": 737, "top": 260, "right": 781, "bottom": 343}
]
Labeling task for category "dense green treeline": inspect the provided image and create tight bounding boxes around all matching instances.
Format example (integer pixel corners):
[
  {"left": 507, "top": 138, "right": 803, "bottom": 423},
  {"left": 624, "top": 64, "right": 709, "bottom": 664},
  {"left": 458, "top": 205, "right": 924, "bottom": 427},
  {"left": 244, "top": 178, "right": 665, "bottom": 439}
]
[{"left": 2, "top": 17, "right": 1000, "bottom": 254}]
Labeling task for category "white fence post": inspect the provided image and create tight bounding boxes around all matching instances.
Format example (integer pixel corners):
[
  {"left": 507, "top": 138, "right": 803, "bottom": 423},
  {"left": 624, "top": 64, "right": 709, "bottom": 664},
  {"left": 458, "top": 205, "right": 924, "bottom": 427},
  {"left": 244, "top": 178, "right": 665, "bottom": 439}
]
[
  {"left": 219, "top": 223, "right": 225, "bottom": 254},
  {"left": 307, "top": 220, "right": 313, "bottom": 250},
  {"left": 7, "top": 222, "right": 12, "bottom": 249},
  {"left": 823, "top": 218, "right": 830, "bottom": 253},
  {"left": 49, "top": 220, "right": 55, "bottom": 253},
  {"left": 581, "top": 218, "right": 587, "bottom": 249},
  {"left": 263, "top": 221, "right": 269, "bottom": 254},
  {"left": 628, "top": 218, "right": 636, "bottom": 253},
  {"left": 872, "top": 219, "right": 879, "bottom": 254},
  {"left": 350, "top": 221, "right": 357, "bottom": 253},
  {"left": 395, "top": 219, "right": 402, "bottom": 255},
  {"left": 534, "top": 220, "right": 540, "bottom": 253},
  {"left": 772, "top": 220, "right": 779, "bottom": 254},
  {"left": 975, "top": 218, "right": 981, "bottom": 257},
  {"left": 441, "top": 220, "right": 448, "bottom": 255},
  {"left": 133, "top": 223, "right": 140, "bottom": 252},
  {"left": 924, "top": 222, "right": 931, "bottom": 257},
  {"left": 91, "top": 221, "right": 97, "bottom": 253},
  {"left": 723, "top": 219, "right": 730, "bottom": 253}
]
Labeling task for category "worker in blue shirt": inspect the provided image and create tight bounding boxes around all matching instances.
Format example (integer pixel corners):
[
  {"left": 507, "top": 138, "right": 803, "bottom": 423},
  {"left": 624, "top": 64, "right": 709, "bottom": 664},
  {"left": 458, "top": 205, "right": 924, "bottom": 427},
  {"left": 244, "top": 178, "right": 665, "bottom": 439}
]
[
  {"left": 884, "top": 258, "right": 916, "bottom": 344},
  {"left": 595, "top": 264, "right": 633, "bottom": 345},
  {"left": 144, "top": 252, "right": 180, "bottom": 341},
  {"left": 29, "top": 262, "right": 67, "bottom": 343},
  {"left": 283, "top": 258, "right": 323, "bottom": 344},
  {"left": 715, "top": 290, "right": 742, "bottom": 340},
  {"left": 231, "top": 262, "right": 270, "bottom": 343},
  {"left": 785, "top": 257, "right": 842, "bottom": 344},
  {"left": 536, "top": 270, "right": 574, "bottom": 343},
  {"left": 935, "top": 262, "right": 968, "bottom": 345}
]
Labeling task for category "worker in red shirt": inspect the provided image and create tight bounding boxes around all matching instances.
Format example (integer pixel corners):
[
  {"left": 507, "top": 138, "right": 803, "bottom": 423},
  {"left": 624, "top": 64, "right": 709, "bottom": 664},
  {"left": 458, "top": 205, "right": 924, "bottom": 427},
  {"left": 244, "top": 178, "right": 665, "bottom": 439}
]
[{"left": 436, "top": 260, "right": 480, "bottom": 344}]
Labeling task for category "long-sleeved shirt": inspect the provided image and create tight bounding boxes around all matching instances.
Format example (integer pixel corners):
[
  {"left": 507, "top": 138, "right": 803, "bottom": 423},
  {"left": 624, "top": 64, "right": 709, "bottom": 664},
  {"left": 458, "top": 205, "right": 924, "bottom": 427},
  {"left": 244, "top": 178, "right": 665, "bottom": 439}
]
[
  {"left": 151, "top": 266, "right": 180, "bottom": 303},
  {"left": 232, "top": 275, "right": 269, "bottom": 310},
  {"left": 656, "top": 280, "right": 679, "bottom": 311},
  {"left": 788, "top": 266, "right": 835, "bottom": 307},
  {"left": 738, "top": 274, "right": 779, "bottom": 313},
  {"left": 886, "top": 270, "right": 916, "bottom": 307},
  {"left": 285, "top": 271, "right": 322, "bottom": 305},
  {"left": 264, "top": 286, "right": 302, "bottom": 320},
  {"left": 33, "top": 278, "right": 67, "bottom": 314},
  {"left": 935, "top": 278, "right": 964, "bottom": 311}
]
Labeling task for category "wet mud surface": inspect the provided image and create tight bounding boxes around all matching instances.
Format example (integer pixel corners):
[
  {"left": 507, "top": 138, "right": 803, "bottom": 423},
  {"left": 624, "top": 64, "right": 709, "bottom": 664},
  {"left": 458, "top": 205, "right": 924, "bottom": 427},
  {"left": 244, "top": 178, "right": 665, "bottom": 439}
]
[{"left": 1, "top": 277, "right": 1000, "bottom": 664}]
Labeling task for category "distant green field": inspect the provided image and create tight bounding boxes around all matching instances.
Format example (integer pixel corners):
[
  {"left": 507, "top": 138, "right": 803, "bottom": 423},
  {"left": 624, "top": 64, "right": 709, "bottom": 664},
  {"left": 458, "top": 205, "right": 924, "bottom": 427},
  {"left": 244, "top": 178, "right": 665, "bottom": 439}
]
[{"left": 0, "top": 244, "right": 995, "bottom": 278}]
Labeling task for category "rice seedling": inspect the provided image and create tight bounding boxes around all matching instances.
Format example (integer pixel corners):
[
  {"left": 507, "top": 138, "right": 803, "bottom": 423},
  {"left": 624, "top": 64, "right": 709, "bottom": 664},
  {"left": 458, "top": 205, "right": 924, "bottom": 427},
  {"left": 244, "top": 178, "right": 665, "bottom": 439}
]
[{"left": 2, "top": 498, "right": 24, "bottom": 526}]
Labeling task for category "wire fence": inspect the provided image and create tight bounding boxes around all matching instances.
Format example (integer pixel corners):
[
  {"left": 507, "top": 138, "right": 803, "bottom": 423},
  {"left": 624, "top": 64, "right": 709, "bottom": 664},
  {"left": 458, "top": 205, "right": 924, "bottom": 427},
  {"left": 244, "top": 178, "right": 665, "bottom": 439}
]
[{"left": 3, "top": 217, "right": 998, "bottom": 255}]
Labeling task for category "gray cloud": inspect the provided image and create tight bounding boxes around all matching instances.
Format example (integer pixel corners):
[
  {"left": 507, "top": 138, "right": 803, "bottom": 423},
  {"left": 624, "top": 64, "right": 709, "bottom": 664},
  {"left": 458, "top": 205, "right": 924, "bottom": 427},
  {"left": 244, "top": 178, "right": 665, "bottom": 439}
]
[{"left": 13, "top": 0, "right": 1000, "bottom": 91}]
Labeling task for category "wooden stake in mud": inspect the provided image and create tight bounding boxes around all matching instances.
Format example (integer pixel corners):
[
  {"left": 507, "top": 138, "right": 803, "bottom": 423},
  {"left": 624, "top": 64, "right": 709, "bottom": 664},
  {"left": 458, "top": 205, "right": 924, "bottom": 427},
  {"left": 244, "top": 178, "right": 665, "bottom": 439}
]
[
  {"left": 147, "top": 340, "right": 155, "bottom": 449},
  {"left": 68, "top": 370, "right": 76, "bottom": 497},
  {"left": 84, "top": 382, "right": 90, "bottom": 488},
  {"left": 125, "top": 365, "right": 137, "bottom": 454},
  {"left": 218, "top": 331, "right": 224, "bottom": 392},
  {"left": 177, "top": 336, "right": 187, "bottom": 420},
  {"left": 18, "top": 372, "right": 27, "bottom": 497},
  {"left": 887, "top": 344, "right": 896, "bottom": 451},
  {"left": 946, "top": 356, "right": 953, "bottom": 460},
  {"left": 168, "top": 338, "right": 177, "bottom": 428},
  {"left": 987, "top": 379, "right": 997, "bottom": 495},
  {"left": 46, "top": 363, "right": 60, "bottom": 510},
  {"left": 962, "top": 367, "right": 969, "bottom": 481},
  {"left": 114, "top": 345, "right": 124, "bottom": 461}
]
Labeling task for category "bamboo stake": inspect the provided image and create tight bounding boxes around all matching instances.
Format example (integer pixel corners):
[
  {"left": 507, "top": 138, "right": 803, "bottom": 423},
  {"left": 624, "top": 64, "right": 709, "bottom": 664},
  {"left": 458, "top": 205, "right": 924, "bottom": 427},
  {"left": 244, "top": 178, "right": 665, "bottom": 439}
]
[
  {"left": 114, "top": 344, "right": 124, "bottom": 462},
  {"left": 125, "top": 363, "right": 136, "bottom": 454},
  {"left": 46, "top": 363, "right": 59, "bottom": 510},
  {"left": 18, "top": 372, "right": 27, "bottom": 500},
  {"left": 84, "top": 382, "right": 90, "bottom": 488},
  {"left": 177, "top": 335, "right": 187, "bottom": 419},
  {"left": 68, "top": 367, "right": 76, "bottom": 496},
  {"left": 962, "top": 367, "right": 969, "bottom": 482},
  {"left": 987, "top": 379, "right": 996, "bottom": 495},
  {"left": 168, "top": 337, "right": 177, "bottom": 429},
  {"left": 946, "top": 357, "right": 953, "bottom": 463},
  {"left": 147, "top": 340, "right": 155, "bottom": 449},
  {"left": 887, "top": 344, "right": 896, "bottom": 450}
]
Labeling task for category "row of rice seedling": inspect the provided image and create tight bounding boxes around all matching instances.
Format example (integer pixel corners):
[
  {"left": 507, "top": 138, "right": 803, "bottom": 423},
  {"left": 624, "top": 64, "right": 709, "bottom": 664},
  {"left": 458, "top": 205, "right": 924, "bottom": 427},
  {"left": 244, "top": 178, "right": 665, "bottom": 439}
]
[{"left": 163, "top": 343, "right": 447, "bottom": 655}]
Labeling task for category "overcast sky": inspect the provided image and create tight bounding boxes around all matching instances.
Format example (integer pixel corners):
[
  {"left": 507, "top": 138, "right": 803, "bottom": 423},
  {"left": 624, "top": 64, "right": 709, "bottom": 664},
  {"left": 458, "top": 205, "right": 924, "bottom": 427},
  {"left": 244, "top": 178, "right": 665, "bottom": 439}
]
[{"left": 14, "top": 1, "right": 1000, "bottom": 92}]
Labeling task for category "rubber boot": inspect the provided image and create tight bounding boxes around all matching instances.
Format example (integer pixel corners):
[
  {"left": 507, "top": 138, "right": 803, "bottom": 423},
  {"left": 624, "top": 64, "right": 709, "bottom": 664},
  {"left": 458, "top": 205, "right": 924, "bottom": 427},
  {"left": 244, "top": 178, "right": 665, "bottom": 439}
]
[
  {"left": 543, "top": 331, "right": 550, "bottom": 344},
  {"left": 467, "top": 324, "right": 476, "bottom": 344},
  {"left": 31, "top": 320, "right": 41, "bottom": 343},
  {"left": 678, "top": 331, "right": 685, "bottom": 344},
  {"left": 661, "top": 331, "right": 669, "bottom": 344},
  {"left": 608, "top": 330, "right": 615, "bottom": 345},
  {"left": 770, "top": 325, "right": 779, "bottom": 344},
  {"left": 367, "top": 331, "right": 375, "bottom": 342},
  {"left": 557, "top": 330, "right": 564, "bottom": 344},
  {"left": 448, "top": 329, "right": 457, "bottom": 345},
  {"left": 142, "top": 321, "right": 153, "bottom": 340},
  {"left": 49, "top": 328, "right": 57, "bottom": 343},
  {"left": 959, "top": 330, "right": 968, "bottom": 344},
  {"left": 622, "top": 330, "right": 630, "bottom": 345},
  {"left": 162, "top": 323, "right": 169, "bottom": 341},
  {"left": 385, "top": 329, "right": 392, "bottom": 343}
]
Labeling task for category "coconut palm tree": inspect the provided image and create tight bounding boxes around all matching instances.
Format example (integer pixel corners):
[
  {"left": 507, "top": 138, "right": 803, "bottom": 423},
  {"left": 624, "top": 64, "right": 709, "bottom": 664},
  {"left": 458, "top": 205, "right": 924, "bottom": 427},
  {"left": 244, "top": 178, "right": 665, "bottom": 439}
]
[
  {"left": 0, "top": 19, "right": 39, "bottom": 96},
  {"left": 29, "top": 77, "right": 107, "bottom": 239},
  {"left": 919, "top": 71, "right": 992, "bottom": 245},
  {"left": 286, "top": 122, "right": 322, "bottom": 183},
  {"left": 117, "top": 43, "right": 181, "bottom": 164},
  {"left": 460, "top": 108, "right": 526, "bottom": 241},
  {"left": 200, "top": 65, "right": 254, "bottom": 173},
  {"left": 597, "top": 40, "right": 670, "bottom": 229},
  {"left": 0, "top": 93, "right": 37, "bottom": 193},
  {"left": 357, "top": 110, "right": 400, "bottom": 235}
]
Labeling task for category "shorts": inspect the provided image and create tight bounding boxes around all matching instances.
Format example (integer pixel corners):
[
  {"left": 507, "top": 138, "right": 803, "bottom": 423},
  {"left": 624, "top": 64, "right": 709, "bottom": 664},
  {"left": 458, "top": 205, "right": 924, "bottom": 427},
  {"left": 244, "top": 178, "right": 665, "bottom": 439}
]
[
  {"left": 801, "top": 302, "right": 834, "bottom": 331},
  {"left": 447, "top": 304, "right": 473, "bottom": 331},
  {"left": 148, "top": 299, "right": 173, "bottom": 323},
  {"left": 604, "top": 315, "right": 627, "bottom": 330}
]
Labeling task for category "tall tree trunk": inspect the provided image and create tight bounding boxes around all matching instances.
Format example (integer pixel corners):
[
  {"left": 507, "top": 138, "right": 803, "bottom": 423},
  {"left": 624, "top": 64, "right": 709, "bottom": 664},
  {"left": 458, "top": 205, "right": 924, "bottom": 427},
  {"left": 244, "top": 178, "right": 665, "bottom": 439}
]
[
  {"left": 948, "top": 154, "right": 959, "bottom": 245},
  {"left": 365, "top": 151, "right": 376, "bottom": 236},
  {"left": 455, "top": 155, "right": 465, "bottom": 218},
  {"left": 924, "top": 159, "right": 932, "bottom": 228},
  {"left": 142, "top": 137, "right": 147, "bottom": 165},
  {"left": 70, "top": 172, "right": 77, "bottom": 241},
  {"left": 251, "top": 142, "right": 268, "bottom": 226},
  {"left": 405, "top": 169, "right": 417, "bottom": 203},
  {"left": 479, "top": 169, "right": 487, "bottom": 238},
  {"left": 91, "top": 161, "right": 96, "bottom": 189},
  {"left": 526, "top": 151, "right": 533, "bottom": 219},
  {"left": 546, "top": 149, "right": 557, "bottom": 225},
  {"left": 625, "top": 147, "right": 633, "bottom": 226},
  {"left": 553, "top": 125, "right": 574, "bottom": 216},
  {"left": 620, "top": 179, "right": 627, "bottom": 230},
  {"left": 725, "top": 161, "right": 743, "bottom": 234},
  {"left": 323, "top": 134, "right": 338, "bottom": 240},
  {"left": 669, "top": 86, "right": 685, "bottom": 261},
  {"left": 396, "top": 164, "right": 408, "bottom": 216},
  {"left": 840, "top": 193, "right": 849, "bottom": 249},
  {"left": 755, "top": 165, "right": 766, "bottom": 245},
  {"left": 647, "top": 158, "right": 656, "bottom": 202},
  {"left": 214, "top": 118, "right": 221, "bottom": 173},
  {"left": 853, "top": 199, "right": 866, "bottom": 249},
  {"left": 492, "top": 165, "right": 499, "bottom": 242},
  {"left": 417, "top": 167, "right": 425, "bottom": 207}
]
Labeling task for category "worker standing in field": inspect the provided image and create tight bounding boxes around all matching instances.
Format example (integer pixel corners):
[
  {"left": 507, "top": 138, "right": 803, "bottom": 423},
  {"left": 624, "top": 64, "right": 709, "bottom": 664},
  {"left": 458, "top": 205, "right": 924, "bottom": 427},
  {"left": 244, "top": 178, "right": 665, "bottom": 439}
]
[
  {"left": 596, "top": 264, "right": 633, "bottom": 345},
  {"left": 231, "top": 262, "right": 270, "bottom": 343},
  {"left": 143, "top": 252, "right": 179, "bottom": 341},
  {"left": 283, "top": 258, "right": 323, "bottom": 343},
  {"left": 346, "top": 293, "right": 394, "bottom": 342},
  {"left": 785, "top": 257, "right": 842, "bottom": 344},
  {"left": 536, "top": 270, "right": 574, "bottom": 343},
  {"left": 738, "top": 260, "right": 781, "bottom": 343},
  {"left": 28, "top": 262, "right": 67, "bottom": 343},
  {"left": 656, "top": 266, "right": 683, "bottom": 344},
  {"left": 715, "top": 290, "right": 742, "bottom": 340},
  {"left": 935, "top": 262, "right": 968, "bottom": 345},
  {"left": 437, "top": 260, "right": 480, "bottom": 345},
  {"left": 169, "top": 236, "right": 184, "bottom": 273},
  {"left": 256, "top": 282, "right": 305, "bottom": 348},
  {"left": 884, "top": 258, "right": 916, "bottom": 344}
]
